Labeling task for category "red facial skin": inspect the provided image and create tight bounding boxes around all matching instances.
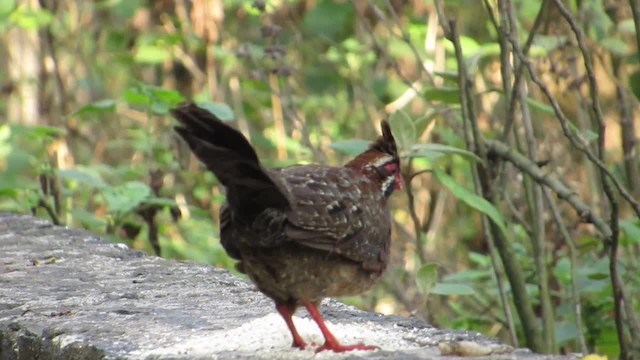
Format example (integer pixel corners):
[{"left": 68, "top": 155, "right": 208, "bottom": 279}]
[{"left": 382, "top": 162, "right": 403, "bottom": 190}]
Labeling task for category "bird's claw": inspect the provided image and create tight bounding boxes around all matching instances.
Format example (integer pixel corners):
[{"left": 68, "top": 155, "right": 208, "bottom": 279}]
[{"left": 315, "top": 342, "right": 378, "bottom": 353}]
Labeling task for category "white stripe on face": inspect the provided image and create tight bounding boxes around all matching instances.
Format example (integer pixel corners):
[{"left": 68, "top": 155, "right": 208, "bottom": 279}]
[
  {"left": 381, "top": 174, "right": 395, "bottom": 195},
  {"left": 370, "top": 155, "right": 394, "bottom": 168}
]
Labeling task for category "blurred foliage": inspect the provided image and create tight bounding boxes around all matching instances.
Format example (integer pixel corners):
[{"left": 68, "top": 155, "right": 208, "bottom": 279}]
[{"left": 1, "top": 0, "right": 639, "bottom": 357}]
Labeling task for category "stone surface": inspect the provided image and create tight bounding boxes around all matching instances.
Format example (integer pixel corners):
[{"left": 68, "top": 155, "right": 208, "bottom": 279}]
[{"left": 0, "top": 213, "right": 572, "bottom": 359}]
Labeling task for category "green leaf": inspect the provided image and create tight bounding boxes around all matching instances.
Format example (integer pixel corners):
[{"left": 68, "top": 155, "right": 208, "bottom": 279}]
[
  {"left": 56, "top": 168, "right": 107, "bottom": 188},
  {"left": 24, "top": 125, "right": 66, "bottom": 138},
  {"left": 416, "top": 263, "right": 438, "bottom": 295},
  {"left": 423, "top": 87, "right": 460, "bottom": 104},
  {"left": 409, "top": 143, "right": 483, "bottom": 163},
  {"left": 600, "top": 37, "right": 627, "bottom": 56},
  {"left": 403, "top": 151, "right": 443, "bottom": 162},
  {"left": 69, "top": 99, "right": 116, "bottom": 117},
  {"left": 618, "top": 19, "right": 636, "bottom": 35},
  {"left": 431, "top": 283, "right": 475, "bottom": 295},
  {"left": 432, "top": 71, "right": 459, "bottom": 83},
  {"left": 587, "top": 272, "right": 609, "bottom": 280},
  {"left": 554, "top": 321, "right": 578, "bottom": 345},
  {"left": 123, "top": 87, "right": 151, "bottom": 105},
  {"left": 329, "top": 139, "right": 369, "bottom": 156},
  {"left": 434, "top": 168, "right": 508, "bottom": 235},
  {"left": 533, "top": 35, "right": 568, "bottom": 51},
  {"left": 144, "top": 197, "right": 178, "bottom": 208},
  {"left": 388, "top": 110, "right": 415, "bottom": 151},
  {"left": 620, "top": 219, "right": 640, "bottom": 245},
  {"left": 302, "top": 1, "right": 353, "bottom": 41},
  {"left": 195, "top": 101, "right": 235, "bottom": 121},
  {"left": 414, "top": 112, "right": 437, "bottom": 138},
  {"left": 10, "top": 6, "right": 53, "bottom": 29},
  {"left": 71, "top": 208, "right": 107, "bottom": 229},
  {"left": 134, "top": 45, "right": 170, "bottom": 64},
  {"left": 553, "top": 257, "right": 571, "bottom": 285},
  {"left": 145, "top": 85, "right": 184, "bottom": 104},
  {"left": 442, "top": 269, "right": 489, "bottom": 283},
  {"left": 525, "top": 97, "right": 555, "bottom": 115},
  {"left": 468, "top": 252, "right": 490, "bottom": 266},
  {"left": 629, "top": 71, "right": 640, "bottom": 102},
  {"left": 0, "top": 187, "right": 18, "bottom": 197},
  {"left": 0, "top": 0, "right": 15, "bottom": 17},
  {"left": 103, "top": 181, "right": 151, "bottom": 214}
]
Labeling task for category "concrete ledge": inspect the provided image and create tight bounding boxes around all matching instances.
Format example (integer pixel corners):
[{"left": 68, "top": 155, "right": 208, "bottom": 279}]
[{"left": 0, "top": 213, "right": 569, "bottom": 359}]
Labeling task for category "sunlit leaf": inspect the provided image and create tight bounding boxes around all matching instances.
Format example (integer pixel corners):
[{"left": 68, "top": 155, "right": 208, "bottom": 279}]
[
  {"left": 409, "top": 143, "right": 483, "bottom": 163},
  {"left": 145, "top": 85, "right": 184, "bottom": 103},
  {"left": 329, "top": 139, "right": 369, "bottom": 156},
  {"left": 533, "top": 35, "right": 568, "bottom": 51},
  {"left": 134, "top": 45, "right": 170, "bottom": 64},
  {"left": 103, "top": 181, "right": 151, "bottom": 214},
  {"left": 0, "top": 0, "right": 15, "bottom": 17},
  {"left": 56, "top": 168, "right": 107, "bottom": 188},
  {"left": 403, "top": 150, "right": 442, "bottom": 162},
  {"left": 388, "top": 110, "right": 415, "bottom": 151},
  {"left": 600, "top": 37, "right": 627, "bottom": 55},
  {"left": 123, "top": 87, "right": 150, "bottom": 105},
  {"left": 620, "top": 219, "right": 640, "bottom": 245},
  {"left": 434, "top": 168, "right": 508, "bottom": 235},
  {"left": 24, "top": 126, "right": 66, "bottom": 138},
  {"left": 431, "top": 283, "right": 475, "bottom": 295},
  {"left": 423, "top": 87, "right": 460, "bottom": 104},
  {"left": 144, "top": 197, "right": 178, "bottom": 208},
  {"left": 195, "top": 101, "right": 235, "bottom": 121},
  {"left": 442, "top": 269, "right": 489, "bottom": 283},
  {"left": 69, "top": 99, "right": 116, "bottom": 117},
  {"left": 10, "top": 6, "right": 53, "bottom": 29},
  {"left": 618, "top": 19, "right": 636, "bottom": 34},
  {"left": 0, "top": 187, "right": 18, "bottom": 197},
  {"left": 525, "top": 97, "right": 555, "bottom": 115}
]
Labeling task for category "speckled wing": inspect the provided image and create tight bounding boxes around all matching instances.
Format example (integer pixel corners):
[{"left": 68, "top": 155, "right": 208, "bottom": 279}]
[{"left": 278, "top": 165, "right": 391, "bottom": 272}]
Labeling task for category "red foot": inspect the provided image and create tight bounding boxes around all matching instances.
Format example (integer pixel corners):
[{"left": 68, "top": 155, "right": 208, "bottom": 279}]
[
  {"left": 295, "top": 341, "right": 320, "bottom": 350},
  {"left": 316, "top": 342, "right": 378, "bottom": 353},
  {"left": 302, "top": 301, "right": 378, "bottom": 353}
]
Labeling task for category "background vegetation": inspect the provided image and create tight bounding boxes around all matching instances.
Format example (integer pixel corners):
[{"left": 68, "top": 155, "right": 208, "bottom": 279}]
[{"left": 1, "top": 0, "right": 639, "bottom": 358}]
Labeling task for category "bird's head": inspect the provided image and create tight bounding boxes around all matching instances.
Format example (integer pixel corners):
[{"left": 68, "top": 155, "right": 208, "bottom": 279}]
[{"left": 346, "top": 120, "right": 402, "bottom": 198}]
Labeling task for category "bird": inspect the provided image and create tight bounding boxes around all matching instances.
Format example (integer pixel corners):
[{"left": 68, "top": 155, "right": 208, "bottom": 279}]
[{"left": 171, "top": 102, "right": 401, "bottom": 352}]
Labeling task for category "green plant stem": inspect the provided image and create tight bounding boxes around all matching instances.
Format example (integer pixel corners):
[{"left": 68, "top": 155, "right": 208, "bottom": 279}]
[
  {"left": 37, "top": 198, "right": 62, "bottom": 226},
  {"left": 543, "top": 189, "right": 588, "bottom": 355},
  {"left": 437, "top": 13, "right": 543, "bottom": 352}
]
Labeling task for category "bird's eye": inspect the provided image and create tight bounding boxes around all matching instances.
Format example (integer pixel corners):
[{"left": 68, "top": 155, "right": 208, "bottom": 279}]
[{"left": 383, "top": 162, "right": 398, "bottom": 174}]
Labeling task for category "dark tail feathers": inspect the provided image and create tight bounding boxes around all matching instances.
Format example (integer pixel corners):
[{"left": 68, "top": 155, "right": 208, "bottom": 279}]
[{"left": 171, "top": 102, "right": 290, "bottom": 218}]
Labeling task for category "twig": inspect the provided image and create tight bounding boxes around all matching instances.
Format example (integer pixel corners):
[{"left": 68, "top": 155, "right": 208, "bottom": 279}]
[
  {"left": 500, "top": 0, "right": 554, "bottom": 350},
  {"left": 485, "top": 139, "right": 612, "bottom": 238},
  {"left": 37, "top": 198, "right": 62, "bottom": 226},
  {"left": 404, "top": 159, "right": 427, "bottom": 265},
  {"left": 551, "top": 1, "right": 635, "bottom": 357},
  {"left": 542, "top": 188, "right": 588, "bottom": 354},
  {"left": 507, "top": 6, "right": 640, "bottom": 220},
  {"left": 438, "top": 12, "right": 542, "bottom": 352}
]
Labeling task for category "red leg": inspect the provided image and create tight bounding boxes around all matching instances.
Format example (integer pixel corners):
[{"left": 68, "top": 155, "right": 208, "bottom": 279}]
[
  {"left": 276, "top": 304, "right": 308, "bottom": 349},
  {"left": 303, "top": 301, "right": 378, "bottom": 353}
]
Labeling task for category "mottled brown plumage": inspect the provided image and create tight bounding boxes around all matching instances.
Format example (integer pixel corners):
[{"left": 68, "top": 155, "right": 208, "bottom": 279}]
[{"left": 172, "top": 102, "right": 400, "bottom": 352}]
